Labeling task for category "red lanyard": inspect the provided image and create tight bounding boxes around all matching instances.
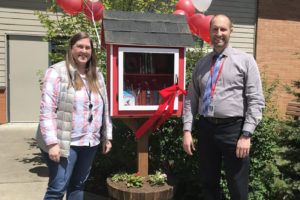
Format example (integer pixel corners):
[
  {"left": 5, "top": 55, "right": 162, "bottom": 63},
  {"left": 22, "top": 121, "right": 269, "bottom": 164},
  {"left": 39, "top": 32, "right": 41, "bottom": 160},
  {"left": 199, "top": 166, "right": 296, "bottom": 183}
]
[{"left": 210, "top": 56, "right": 227, "bottom": 99}]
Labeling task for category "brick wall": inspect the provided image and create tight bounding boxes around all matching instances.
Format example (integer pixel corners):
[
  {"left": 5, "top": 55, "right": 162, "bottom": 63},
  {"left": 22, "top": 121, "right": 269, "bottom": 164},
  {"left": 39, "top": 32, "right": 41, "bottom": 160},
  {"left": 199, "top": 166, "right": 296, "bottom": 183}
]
[
  {"left": 0, "top": 89, "right": 6, "bottom": 124},
  {"left": 256, "top": 0, "right": 300, "bottom": 116}
]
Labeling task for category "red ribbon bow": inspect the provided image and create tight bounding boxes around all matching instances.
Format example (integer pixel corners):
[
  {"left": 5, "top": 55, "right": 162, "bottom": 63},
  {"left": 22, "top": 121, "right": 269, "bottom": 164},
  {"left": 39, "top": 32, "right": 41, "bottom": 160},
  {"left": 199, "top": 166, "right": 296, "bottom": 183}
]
[{"left": 135, "top": 84, "right": 187, "bottom": 139}]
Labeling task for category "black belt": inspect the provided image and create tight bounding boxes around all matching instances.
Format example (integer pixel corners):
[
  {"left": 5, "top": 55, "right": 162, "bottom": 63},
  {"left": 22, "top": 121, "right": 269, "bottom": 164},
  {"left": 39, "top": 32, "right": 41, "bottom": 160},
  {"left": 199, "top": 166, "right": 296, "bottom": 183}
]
[{"left": 203, "top": 116, "right": 243, "bottom": 125}]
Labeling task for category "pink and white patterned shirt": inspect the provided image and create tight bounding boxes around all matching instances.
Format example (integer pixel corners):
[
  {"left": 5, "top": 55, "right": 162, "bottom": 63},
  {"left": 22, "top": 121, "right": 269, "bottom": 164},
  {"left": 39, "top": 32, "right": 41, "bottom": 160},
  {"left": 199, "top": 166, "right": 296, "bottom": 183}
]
[{"left": 40, "top": 67, "right": 112, "bottom": 147}]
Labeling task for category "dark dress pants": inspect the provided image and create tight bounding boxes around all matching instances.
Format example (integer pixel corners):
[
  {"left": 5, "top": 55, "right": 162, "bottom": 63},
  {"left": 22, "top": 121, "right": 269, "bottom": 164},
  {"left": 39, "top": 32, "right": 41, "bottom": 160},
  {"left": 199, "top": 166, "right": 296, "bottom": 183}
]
[{"left": 197, "top": 116, "right": 249, "bottom": 200}]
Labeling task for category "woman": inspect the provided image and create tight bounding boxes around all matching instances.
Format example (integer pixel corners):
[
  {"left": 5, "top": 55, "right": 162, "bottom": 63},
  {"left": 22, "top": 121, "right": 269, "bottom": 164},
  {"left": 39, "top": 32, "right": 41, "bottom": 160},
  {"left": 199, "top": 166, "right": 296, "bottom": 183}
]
[{"left": 36, "top": 32, "right": 112, "bottom": 200}]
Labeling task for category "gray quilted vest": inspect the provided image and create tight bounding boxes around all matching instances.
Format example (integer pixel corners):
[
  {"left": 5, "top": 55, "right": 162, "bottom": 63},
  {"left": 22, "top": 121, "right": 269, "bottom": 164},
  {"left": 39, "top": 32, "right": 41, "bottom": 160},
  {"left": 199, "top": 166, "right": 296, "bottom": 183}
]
[{"left": 36, "top": 61, "right": 107, "bottom": 158}]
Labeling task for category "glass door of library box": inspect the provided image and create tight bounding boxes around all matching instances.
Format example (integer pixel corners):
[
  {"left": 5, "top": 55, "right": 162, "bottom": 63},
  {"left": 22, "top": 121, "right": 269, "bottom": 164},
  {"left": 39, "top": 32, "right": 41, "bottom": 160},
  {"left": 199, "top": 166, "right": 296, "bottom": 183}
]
[{"left": 118, "top": 47, "right": 180, "bottom": 111}]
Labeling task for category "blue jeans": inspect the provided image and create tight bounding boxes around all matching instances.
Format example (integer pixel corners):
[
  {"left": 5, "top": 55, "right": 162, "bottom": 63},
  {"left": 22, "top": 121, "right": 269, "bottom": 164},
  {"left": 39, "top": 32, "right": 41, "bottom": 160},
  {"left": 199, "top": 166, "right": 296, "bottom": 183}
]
[{"left": 41, "top": 145, "right": 98, "bottom": 200}]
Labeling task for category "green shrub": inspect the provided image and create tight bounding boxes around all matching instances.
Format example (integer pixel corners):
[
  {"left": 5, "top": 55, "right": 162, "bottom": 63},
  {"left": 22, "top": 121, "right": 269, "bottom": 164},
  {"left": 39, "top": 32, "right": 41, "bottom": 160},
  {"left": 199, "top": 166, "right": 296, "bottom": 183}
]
[
  {"left": 274, "top": 79, "right": 300, "bottom": 199},
  {"left": 283, "top": 80, "right": 300, "bottom": 102},
  {"left": 276, "top": 118, "right": 300, "bottom": 200}
]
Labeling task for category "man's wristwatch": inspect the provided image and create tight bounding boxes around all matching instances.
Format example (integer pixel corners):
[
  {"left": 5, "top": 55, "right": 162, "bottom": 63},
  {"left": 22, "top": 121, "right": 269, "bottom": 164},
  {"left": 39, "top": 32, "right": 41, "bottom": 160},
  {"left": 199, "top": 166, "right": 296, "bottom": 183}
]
[{"left": 241, "top": 131, "right": 252, "bottom": 138}]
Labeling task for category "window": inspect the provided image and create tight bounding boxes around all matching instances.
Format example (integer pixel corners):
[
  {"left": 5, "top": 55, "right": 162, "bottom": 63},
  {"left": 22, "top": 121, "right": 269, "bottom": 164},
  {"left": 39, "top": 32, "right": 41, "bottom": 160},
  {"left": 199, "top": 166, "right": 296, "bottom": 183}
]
[{"left": 118, "top": 47, "right": 179, "bottom": 111}]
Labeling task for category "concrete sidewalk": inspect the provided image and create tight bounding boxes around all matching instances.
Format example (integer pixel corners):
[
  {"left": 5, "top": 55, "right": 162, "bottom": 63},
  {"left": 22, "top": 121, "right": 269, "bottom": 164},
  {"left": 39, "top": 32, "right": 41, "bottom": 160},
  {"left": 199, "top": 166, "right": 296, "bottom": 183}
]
[{"left": 0, "top": 123, "right": 109, "bottom": 200}]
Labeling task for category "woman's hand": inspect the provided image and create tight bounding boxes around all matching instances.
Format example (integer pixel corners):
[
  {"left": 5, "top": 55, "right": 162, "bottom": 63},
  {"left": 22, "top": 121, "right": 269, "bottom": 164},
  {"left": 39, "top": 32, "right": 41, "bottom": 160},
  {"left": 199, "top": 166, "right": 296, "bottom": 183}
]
[
  {"left": 48, "top": 144, "right": 61, "bottom": 162},
  {"left": 102, "top": 140, "right": 112, "bottom": 154}
]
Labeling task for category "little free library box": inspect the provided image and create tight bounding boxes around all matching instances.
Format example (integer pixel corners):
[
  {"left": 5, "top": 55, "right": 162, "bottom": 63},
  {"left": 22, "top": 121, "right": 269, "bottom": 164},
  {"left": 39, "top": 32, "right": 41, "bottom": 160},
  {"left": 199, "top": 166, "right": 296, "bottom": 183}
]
[
  {"left": 102, "top": 10, "right": 194, "bottom": 199},
  {"left": 101, "top": 10, "right": 194, "bottom": 118}
]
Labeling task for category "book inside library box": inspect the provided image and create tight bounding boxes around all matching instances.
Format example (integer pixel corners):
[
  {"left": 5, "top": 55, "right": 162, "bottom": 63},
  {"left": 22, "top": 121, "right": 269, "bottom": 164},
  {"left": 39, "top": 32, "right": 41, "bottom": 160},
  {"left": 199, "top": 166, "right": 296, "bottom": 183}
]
[{"left": 122, "top": 52, "right": 174, "bottom": 107}]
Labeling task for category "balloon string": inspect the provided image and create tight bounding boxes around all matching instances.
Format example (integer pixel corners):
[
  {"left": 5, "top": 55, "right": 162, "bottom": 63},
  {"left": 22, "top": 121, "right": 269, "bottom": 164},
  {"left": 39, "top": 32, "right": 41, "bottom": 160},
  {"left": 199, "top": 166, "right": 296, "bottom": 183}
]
[
  {"left": 92, "top": 17, "right": 101, "bottom": 48},
  {"left": 83, "top": 1, "right": 101, "bottom": 48}
]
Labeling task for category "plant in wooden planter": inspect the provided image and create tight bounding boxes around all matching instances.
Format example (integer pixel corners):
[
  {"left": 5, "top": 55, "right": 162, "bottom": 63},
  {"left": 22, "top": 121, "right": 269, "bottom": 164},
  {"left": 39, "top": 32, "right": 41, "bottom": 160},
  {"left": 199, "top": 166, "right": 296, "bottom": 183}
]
[
  {"left": 112, "top": 171, "right": 168, "bottom": 188},
  {"left": 149, "top": 171, "right": 168, "bottom": 186},
  {"left": 108, "top": 170, "right": 173, "bottom": 200},
  {"left": 126, "top": 173, "right": 145, "bottom": 188},
  {"left": 112, "top": 172, "right": 128, "bottom": 183}
]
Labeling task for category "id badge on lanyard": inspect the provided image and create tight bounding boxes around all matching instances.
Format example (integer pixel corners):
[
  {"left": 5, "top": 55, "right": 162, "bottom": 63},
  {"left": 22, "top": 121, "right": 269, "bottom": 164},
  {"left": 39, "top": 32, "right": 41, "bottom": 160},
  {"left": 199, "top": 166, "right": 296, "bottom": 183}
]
[
  {"left": 207, "top": 98, "right": 215, "bottom": 117},
  {"left": 206, "top": 56, "right": 227, "bottom": 117}
]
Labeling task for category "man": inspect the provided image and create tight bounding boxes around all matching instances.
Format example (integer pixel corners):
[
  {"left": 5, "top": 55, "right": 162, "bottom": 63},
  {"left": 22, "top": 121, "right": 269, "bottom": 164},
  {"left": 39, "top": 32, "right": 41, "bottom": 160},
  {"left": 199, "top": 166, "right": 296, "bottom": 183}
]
[{"left": 182, "top": 14, "right": 265, "bottom": 200}]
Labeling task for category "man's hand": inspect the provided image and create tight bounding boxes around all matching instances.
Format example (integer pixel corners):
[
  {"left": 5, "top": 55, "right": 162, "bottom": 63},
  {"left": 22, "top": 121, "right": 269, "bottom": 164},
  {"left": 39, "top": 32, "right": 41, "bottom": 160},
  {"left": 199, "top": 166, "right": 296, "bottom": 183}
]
[
  {"left": 48, "top": 144, "right": 61, "bottom": 162},
  {"left": 102, "top": 140, "right": 112, "bottom": 154},
  {"left": 236, "top": 135, "right": 251, "bottom": 158},
  {"left": 182, "top": 131, "right": 195, "bottom": 155}
]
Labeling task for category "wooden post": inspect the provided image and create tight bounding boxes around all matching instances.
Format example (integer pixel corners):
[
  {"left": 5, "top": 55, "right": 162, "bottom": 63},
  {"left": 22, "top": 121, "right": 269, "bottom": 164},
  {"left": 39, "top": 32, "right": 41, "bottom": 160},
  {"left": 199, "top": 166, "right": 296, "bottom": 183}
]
[
  {"left": 107, "top": 118, "right": 175, "bottom": 200},
  {"left": 136, "top": 127, "right": 152, "bottom": 176},
  {"left": 121, "top": 118, "right": 152, "bottom": 176}
]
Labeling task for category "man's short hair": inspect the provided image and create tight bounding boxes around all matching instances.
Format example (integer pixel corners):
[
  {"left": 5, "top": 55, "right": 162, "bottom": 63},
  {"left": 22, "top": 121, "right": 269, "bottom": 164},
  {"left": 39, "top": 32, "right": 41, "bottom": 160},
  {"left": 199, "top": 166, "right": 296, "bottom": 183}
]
[{"left": 209, "top": 14, "right": 233, "bottom": 29}]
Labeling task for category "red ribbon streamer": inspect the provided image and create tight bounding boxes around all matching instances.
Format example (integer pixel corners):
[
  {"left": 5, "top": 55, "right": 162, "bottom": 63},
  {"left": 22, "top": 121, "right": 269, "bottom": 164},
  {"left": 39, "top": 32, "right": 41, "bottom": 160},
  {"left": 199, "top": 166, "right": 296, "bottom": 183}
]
[{"left": 134, "top": 84, "right": 187, "bottom": 139}]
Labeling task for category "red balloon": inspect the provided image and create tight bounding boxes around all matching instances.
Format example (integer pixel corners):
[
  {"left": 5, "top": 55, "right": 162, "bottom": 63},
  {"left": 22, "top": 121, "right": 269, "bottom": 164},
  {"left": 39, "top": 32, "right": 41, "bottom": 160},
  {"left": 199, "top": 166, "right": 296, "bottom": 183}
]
[
  {"left": 84, "top": 0, "right": 104, "bottom": 21},
  {"left": 175, "top": 0, "right": 195, "bottom": 17},
  {"left": 198, "top": 15, "right": 214, "bottom": 43},
  {"left": 173, "top": 9, "right": 187, "bottom": 16},
  {"left": 56, "top": 0, "right": 63, "bottom": 7},
  {"left": 187, "top": 13, "right": 204, "bottom": 35},
  {"left": 62, "top": 0, "right": 83, "bottom": 15}
]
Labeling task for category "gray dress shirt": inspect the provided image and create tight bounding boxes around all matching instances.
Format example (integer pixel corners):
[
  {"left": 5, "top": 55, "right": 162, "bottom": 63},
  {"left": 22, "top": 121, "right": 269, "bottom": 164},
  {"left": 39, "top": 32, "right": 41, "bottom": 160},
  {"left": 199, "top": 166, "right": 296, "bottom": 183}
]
[{"left": 183, "top": 46, "right": 265, "bottom": 133}]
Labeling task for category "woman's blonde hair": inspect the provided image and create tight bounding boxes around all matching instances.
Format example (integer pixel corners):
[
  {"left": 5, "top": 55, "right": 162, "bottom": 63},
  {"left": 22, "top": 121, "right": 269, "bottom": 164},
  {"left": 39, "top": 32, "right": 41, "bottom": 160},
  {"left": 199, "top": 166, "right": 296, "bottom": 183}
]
[{"left": 66, "top": 32, "right": 99, "bottom": 93}]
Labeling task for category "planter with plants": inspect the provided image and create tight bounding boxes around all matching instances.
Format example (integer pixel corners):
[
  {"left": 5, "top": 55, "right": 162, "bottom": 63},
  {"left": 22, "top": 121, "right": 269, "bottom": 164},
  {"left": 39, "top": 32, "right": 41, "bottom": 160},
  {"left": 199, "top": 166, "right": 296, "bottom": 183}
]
[{"left": 107, "top": 171, "right": 173, "bottom": 200}]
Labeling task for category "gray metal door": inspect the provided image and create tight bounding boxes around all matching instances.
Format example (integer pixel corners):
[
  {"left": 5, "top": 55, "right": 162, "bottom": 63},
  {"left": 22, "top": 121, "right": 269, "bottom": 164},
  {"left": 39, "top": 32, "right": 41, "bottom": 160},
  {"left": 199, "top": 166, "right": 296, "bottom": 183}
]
[{"left": 8, "top": 35, "right": 49, "bottom": 122}]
